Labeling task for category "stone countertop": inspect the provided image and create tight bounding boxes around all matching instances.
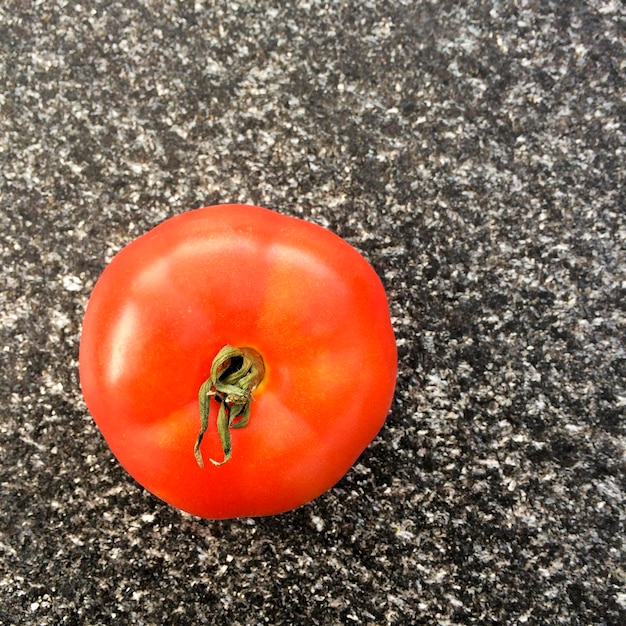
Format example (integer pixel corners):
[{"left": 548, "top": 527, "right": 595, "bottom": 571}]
[{"left": 1, "top": 1, "right": 624, "bottom": 624}]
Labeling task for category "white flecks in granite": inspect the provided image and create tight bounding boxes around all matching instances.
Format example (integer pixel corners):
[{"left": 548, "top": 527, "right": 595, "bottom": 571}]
[{"left": 1, "top": 1, "right": 625, "bottom": 625}]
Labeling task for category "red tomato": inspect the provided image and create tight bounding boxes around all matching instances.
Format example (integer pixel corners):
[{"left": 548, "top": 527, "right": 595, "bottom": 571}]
[{"left": 79, "top": 205, "right": 397, "bottom": 519}]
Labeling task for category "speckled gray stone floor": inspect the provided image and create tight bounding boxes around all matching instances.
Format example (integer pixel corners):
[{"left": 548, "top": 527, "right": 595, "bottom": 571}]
[{"left": 1, "top": 1, "right": 625, "bottom": 624}]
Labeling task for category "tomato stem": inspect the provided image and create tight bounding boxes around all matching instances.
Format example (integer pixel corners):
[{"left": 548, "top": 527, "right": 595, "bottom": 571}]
[{"left": 194, "top": 345, "right": 265, "bottom": 468}]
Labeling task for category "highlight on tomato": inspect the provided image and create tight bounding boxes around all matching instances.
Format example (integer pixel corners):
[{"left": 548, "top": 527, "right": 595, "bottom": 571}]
[{"left": 79, "top": 204, "right": 397, "bottom": 519}]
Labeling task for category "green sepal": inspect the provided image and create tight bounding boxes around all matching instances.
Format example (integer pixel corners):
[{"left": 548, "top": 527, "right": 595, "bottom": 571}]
[{"left": 194, "top": 345, "right": 264, "bottom": 467}]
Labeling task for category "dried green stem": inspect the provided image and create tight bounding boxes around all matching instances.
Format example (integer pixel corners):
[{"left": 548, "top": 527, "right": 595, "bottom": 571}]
[{"left": 194, "top": 345, "right": 265, "bottom": 467}]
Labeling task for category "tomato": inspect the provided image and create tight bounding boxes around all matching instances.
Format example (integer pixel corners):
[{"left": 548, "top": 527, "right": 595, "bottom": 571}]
[{"left": 79, "top": 204, "right": 397, "bottom": 519}]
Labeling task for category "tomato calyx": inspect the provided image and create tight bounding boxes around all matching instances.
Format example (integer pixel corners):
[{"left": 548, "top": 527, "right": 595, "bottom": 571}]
[{"left": 194, "top": 345, "right": 265, "bottom": 468}]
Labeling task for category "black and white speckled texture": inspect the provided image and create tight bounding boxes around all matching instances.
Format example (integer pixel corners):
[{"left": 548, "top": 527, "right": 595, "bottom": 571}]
[{"left": 1, "top": 1, "right": 624, "bottom": 624}]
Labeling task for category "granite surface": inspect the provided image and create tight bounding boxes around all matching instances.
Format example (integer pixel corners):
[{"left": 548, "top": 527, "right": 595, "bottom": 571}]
[{"left": 1, "top": 1, "right": 625, "bottom": 624}]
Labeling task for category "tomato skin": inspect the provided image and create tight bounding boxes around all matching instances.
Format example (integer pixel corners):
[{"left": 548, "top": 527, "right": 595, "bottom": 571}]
[{"left": 79, "top": 205, "right": 397, "bottom": 519}]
